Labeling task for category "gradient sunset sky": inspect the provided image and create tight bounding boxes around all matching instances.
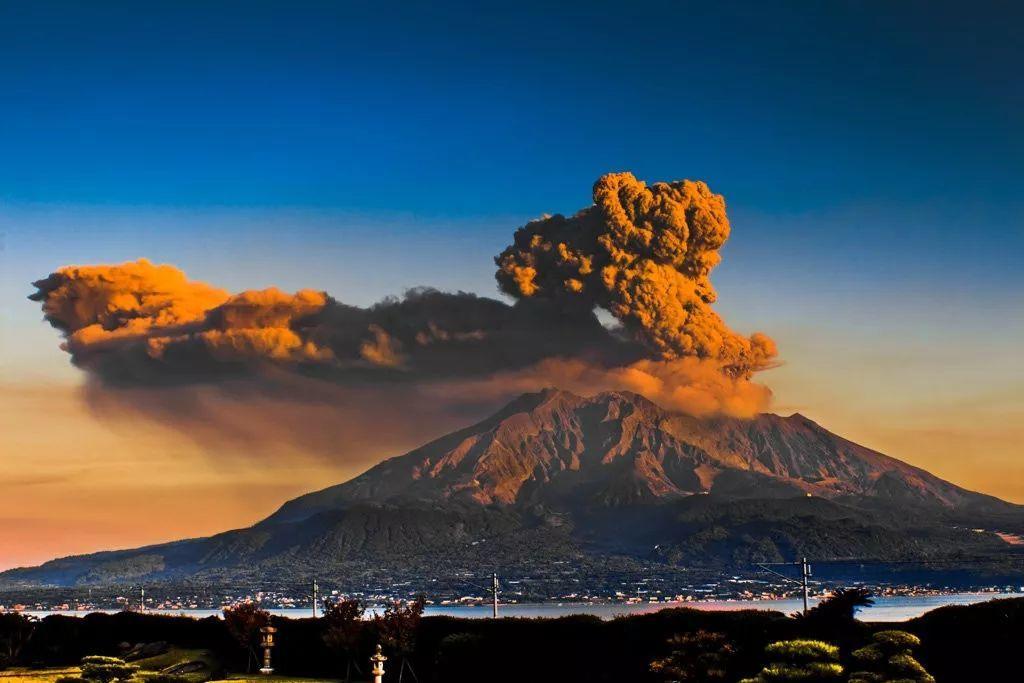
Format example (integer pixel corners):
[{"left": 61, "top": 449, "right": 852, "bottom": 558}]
[{"left": 1, "top": 1, "right": 1022, "bottom": 569}]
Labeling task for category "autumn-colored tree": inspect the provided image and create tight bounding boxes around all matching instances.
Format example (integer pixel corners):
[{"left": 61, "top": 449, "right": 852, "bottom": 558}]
[
  {"left": 322, "top": 598, "right": 366, "bottom": 682},
  {"left": 849, "top": 630, "right": 935, "bottom": 683},
  {"left": 740, "top": 640, "right": 844, "bottom": 683},
  {"left": 375, "top": 596, "right": 425, "bottom": 683},
  {"left": 0, "top": 612, "right": 36, "bottom": 668},
  {"left": 223, "top": 602, "right": 270, "bottom": 673},
  {"left": 650, "top": 630, "right": 736, "bottom": 682}
]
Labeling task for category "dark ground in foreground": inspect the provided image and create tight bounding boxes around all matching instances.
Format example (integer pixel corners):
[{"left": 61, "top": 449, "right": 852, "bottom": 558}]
[{"left": 5, "top": 597, "right": 1022, "bottom": 682}]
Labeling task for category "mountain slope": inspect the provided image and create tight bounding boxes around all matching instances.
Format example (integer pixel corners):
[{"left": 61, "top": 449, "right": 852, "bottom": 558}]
[
  {"left": 268, "top": 389, "right": 1009, "bottom": 522},
  {"left": 3, "top": 389, "right": 1022, "bottom": 588}
]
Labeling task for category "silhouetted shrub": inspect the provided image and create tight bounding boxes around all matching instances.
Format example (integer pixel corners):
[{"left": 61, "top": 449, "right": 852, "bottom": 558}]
[
  {"left": 321, "top": 598, "right": 366, "bottom": 682},
  {"left": 222, "top": 603, "right": 269, "bottom": 673},
  {"left": 650, "top": 629, "right": 736, "bottom": 682},
  {"left": 0, "top": 612, "right": 36, "bottom": 668},
  {"left": 433, "top": 632, "right": 486, "bottom": 683},
  {"left": 375, "top": 596, "right": 425, "bottom": 683},
  {"left": 797, "top": 588, "right": 874, "bottom": 625}
]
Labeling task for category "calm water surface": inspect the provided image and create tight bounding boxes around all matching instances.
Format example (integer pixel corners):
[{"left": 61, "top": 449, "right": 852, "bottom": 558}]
[{"left": 21, "top": 592, "right": 1020, "bottom": 623}]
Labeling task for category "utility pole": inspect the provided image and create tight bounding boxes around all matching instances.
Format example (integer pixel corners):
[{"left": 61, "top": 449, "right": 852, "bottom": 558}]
[
  {"left": 801, "top": 557, "right": 811, "bottom": 615},
  {"left": 492, "top": 572, "right": 499, "bottom": 618},
  {"left": 140, "top": 586, "right": 145, "bottom": 612},
  {"left": 312, "top": 579, "right": 319, "bottom": 618},
  {"left": 754, "top": 558, "right": 814, "bottom": 616}
]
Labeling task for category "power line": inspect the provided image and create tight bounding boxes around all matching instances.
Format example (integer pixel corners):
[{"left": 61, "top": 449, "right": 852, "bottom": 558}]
[
  {"left": 754, "top": 551, "right": 1024, "bottom": 616},
  {"left": 754, "top": 559, "right": 814, "bottom": 615},
  {"left": 453, "top": 572, "right": 500, "bottom": 617}
]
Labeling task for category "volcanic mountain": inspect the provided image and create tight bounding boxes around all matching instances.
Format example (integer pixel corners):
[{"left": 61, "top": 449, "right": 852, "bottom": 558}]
[
  {"left": 4, "top": 389, "right": 1023, "bottom": 588},
  {"left": 270, "top": 389, "right": 1004, "bottom": 518}
]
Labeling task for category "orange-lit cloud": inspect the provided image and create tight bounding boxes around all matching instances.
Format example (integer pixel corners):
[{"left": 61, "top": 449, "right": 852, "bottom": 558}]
[
  {"left": 437, "top": 356, "right": 772, "bottom": 418},
  {"left": 30, "top": 258, "right": 230, "bottom": 351},
  {"left": 28, "top": 173, "right": 777, "bottom": 460},
  {"left": 496, "top": 172, "right": 777, "bottom": 378},
  {"left": 31, "top": 261, "right": 334, "bottom": 376}
]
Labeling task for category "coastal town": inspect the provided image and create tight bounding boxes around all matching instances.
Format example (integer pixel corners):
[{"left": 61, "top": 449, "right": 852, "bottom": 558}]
[{"left": 4, "top": 578, "right": 1021, "bottom": 615}]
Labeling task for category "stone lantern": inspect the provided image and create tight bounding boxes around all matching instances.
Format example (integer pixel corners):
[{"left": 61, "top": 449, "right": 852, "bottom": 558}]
[
  {"left": 259, "top": 625, "right": 277, "bottom": 675},
  {"left": 370, "top": 643, "right": 387, "bottom": 683}
]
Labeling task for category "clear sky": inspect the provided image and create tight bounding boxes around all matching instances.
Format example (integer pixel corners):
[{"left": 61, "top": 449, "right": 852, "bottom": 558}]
[{"left": 1, "top": 1, "right": 1022, "bottom": 568}]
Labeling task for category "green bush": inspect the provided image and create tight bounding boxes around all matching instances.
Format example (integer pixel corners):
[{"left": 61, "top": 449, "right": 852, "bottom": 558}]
[
  {"left": 80, "top": 655, "right": 139, "bottom": 683},
  {"left": 764, "top": 640, "right": 840, "bottom": 663},
  {"left": 849, "top": 630, "right": 934, "bottom": 683},
  {"left": 740, "top": 639, "right": 843, "bottom": 682}
]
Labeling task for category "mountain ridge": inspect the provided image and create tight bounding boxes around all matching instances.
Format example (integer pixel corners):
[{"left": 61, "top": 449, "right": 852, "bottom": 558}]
[
  {"left": 267, "top": 388, "right": 1009, "bottom": 523},
  {"left": 3, "top": 389, "right": 1022, "bottom": 588}
]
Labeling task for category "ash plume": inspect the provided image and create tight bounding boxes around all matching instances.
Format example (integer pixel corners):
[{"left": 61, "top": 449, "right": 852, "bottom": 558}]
[
  {"left": 30, "top": 173, "right": 777, "bottom": 459},
  {"left": 496, "top": 172, "right": 777, "bottom": 378}
]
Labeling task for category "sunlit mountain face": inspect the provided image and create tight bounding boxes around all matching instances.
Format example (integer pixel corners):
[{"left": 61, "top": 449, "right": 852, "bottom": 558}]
[{"left": 4, "top": 390, "right": 1021, "bottom": 589}]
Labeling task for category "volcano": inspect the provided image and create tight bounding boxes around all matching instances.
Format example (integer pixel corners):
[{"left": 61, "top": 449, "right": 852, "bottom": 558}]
[{"left": 4, "top": 389, "right": 1023, "bottom": 588}]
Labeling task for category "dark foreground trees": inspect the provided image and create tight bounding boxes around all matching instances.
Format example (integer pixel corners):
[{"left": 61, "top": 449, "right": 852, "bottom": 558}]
[
  {"left": 376, "top": 596, "right": 425, "bottom": 683},
  {"left": 222, "top": 602, "right": 270, "bottom": 673},
  {"left": 650, "top": 630, "right": 736, "bottom": 682},
  {"left": 798, "top": 588, "right": 875, "bottom": 626},
  {"left": 0, "top": 612, "right": 36, "bottom": 669},
  {"left": 322, "top": 598, "right": 366, "bottom": 682},
  {"left": 5, "top": 596, "right": 1020, "bottom": 681}
]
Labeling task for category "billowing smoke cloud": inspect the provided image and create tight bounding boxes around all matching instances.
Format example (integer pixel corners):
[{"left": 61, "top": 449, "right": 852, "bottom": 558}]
[
  {"left": 31, "top": 259, "right": 625, "bottom": 384},
  {"left": 30, "top": 173, "right": 777, "bottom": 460},
  {"left": 496, "top": 172, "right": 776, "bottom": 378}
]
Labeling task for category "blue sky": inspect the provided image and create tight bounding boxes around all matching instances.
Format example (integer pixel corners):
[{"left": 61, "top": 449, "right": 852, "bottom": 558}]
[
  {"left": 1, "top": 0, "right": 1023, "bottom": 539},
  {"left": 2, "top": 1, "right": 1021, "bottom": 211},
  {"left": 3, "top": 1, "right": 1021, "bottom": 311},
  {"left": 3, "top": 0, "right": 1021, "bottom": 371}
]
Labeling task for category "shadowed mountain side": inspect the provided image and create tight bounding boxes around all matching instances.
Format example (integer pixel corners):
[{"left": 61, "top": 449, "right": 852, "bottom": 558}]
[{"left": 3, "top": 390, "right": 1022, "bottom": 588}]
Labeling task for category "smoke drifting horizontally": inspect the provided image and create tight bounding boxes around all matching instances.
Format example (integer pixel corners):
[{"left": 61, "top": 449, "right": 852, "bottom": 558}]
[{"left": 30, "top": 173, "right": 777, "bottom": 459}]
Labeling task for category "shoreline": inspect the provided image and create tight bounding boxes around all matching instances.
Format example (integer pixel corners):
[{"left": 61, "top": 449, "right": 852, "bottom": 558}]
[{"left": 7, "top": 591, "right": 1021, "bottom": 623}]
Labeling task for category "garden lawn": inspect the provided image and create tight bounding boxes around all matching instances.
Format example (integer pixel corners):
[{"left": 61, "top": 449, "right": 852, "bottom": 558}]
[{"left": 0, "top": 668, "right": 80, "bottom": 683}]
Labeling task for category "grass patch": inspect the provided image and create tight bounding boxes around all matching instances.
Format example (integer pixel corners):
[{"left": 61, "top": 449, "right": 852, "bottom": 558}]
[
  {"left": 215, "top": 677, "right": 341, "bottom": 683},
  {"left": 0, "top": 668, "right": 339, "bottom": 683},
  {"left": 132, "top": 647, "right": 222, "bottom": 683},
  {"left": 132, "top": 649, "right": 215, "bottom": 672},
  {"left": 0, "top": 668, "right": 80, "bottom": 683}
]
